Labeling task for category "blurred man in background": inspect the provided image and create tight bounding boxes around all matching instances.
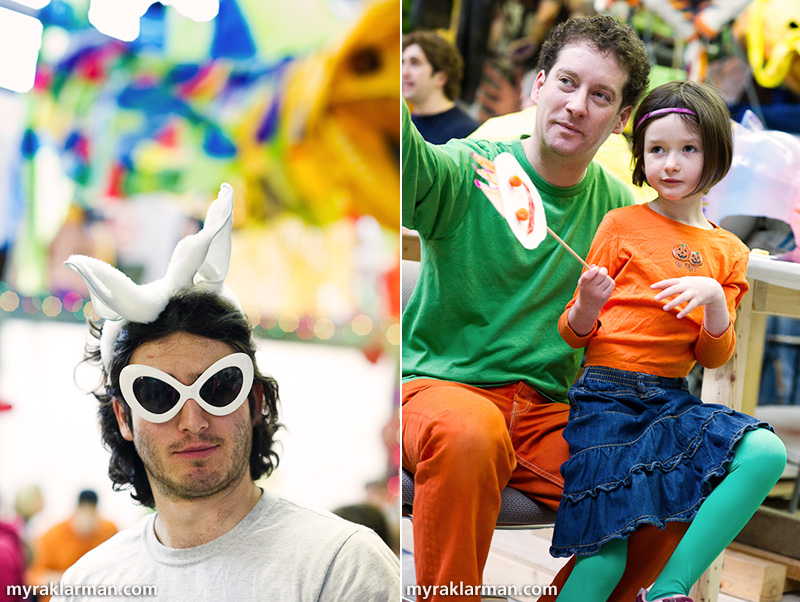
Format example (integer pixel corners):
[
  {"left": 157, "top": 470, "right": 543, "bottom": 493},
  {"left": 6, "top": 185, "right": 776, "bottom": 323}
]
[{"left": 403, "top": 30, "right": 480, "bottom": 144}]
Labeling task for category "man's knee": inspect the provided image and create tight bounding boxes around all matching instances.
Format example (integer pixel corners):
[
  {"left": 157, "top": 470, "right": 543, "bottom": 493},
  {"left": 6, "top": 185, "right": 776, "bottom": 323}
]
[
  {"left": 427, "top": 396, "right": 511, "bottom": 460},
  {"left": 405, "top": 386, "right": 514, "bottom": 473}
]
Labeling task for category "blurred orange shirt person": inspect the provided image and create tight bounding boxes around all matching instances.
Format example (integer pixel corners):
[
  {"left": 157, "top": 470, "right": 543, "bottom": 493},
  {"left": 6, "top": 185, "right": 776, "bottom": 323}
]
[{"left": 28, "top": 491, "right": 117, "bottom": 602}]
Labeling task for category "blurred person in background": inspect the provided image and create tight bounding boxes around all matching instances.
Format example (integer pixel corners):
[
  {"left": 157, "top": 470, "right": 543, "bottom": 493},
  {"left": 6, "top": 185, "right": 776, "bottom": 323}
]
[
  {"left": 0, "top": 508, "right": 25, "bottom": 602},
  {"left": 10, "top": 484, "right": 45, "bottom": 590},
  {"left": 0, "top": 400, "right": 26, "bottom": 602},
  {"left": 13, "top": 485, "right": 44, "bottom": 533},
  {"left": 333, "top": 502, "right": 396, "bottom": 554},
  {"left": 403, "top": 30, "right": 480, "bottom": 144},
  {"left": 28, "top": 490, "right": 117, "bottom": 602}
]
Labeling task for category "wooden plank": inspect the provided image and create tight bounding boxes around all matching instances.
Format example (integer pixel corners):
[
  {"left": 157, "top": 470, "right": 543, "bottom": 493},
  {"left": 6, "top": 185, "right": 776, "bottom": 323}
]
[
  {"left": 752, "top": 279, "right": 800, "bottom": 319},
  {"left": 701, "top": 279, "right": 754, "bottom": 414},
  {"left": 690, "top": 554, "right": 722, "bottom": 602},
  {"left": 728, "top": 542, "right": 800, "bottom": 581},
  {"left": 741, "top": 310, "right": 766, "bottom": 415},
  {"left": 720, "top": 549, "right": 785, "bottom": 602},
  {"left": 735, "top": 506, "right": 800, "bottom": 560},
  {"left": 701, "top": 362, "right": 737, "bottom": 410},
  {"left": 733, "top": 281, "right": 755, "bottom": 414}
]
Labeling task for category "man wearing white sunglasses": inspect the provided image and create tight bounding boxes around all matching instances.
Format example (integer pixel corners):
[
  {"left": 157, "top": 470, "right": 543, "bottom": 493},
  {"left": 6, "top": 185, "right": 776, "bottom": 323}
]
[{"left": 54, "top": 185, "right": 400, "bottom": 601}]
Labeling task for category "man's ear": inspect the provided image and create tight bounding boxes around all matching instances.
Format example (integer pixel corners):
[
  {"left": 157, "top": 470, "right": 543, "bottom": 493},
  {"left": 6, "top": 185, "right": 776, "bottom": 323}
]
[
  {"left": 529, "top": 70, "right": 546, "bottom": 106},
  {"left": 613, "top": 105, "right": 633, "bottom": 135},
  {"left": 432, "top": 70, "right": 448, "bottom": 91},
  {"left": 113, "top": 398, "right": 134, "bottom": 442},
  {"left": 250, "top": 382, "right": 264, "bottom": 426}
]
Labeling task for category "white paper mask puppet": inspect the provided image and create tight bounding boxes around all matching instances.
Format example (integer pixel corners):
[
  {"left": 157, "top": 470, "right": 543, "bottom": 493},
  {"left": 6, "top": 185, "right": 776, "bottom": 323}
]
[{"left": 473, "top": 152, "right": 589, "bottom": 268}]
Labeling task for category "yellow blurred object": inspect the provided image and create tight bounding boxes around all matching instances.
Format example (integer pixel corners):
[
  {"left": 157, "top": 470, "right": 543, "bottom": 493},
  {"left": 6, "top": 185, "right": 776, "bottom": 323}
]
[
  {"left": 469, "top": 106, "right": 655, "bottom": 204},
  {"left": 736, "top": 0, "right": 800, "bottom": 94},
  {"left": 228, "top": 216, "right": 357, "bottom": 321},
  {"left": 135, "top": 140, "right": 189, "bottom": 173},
  {"left": 278, "top": 0, "right": 400, "bottom": 229}
]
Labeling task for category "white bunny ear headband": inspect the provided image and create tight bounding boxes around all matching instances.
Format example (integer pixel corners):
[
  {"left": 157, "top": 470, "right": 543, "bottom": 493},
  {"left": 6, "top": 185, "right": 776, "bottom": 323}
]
[{"left": 65, "top": 182, "right": 244, "bottom": 372}]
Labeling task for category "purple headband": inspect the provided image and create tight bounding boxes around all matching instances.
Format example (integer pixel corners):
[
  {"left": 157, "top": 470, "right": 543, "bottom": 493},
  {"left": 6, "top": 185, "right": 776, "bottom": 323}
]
[{"left": 636, "top": 107, "right": 698, "bottom": 129}]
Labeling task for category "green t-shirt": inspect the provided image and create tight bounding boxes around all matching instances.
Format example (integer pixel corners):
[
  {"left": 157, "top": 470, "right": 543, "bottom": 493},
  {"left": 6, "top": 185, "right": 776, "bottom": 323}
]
[{"left": 402, "top": 103, "right": 633, "bottom": 403}]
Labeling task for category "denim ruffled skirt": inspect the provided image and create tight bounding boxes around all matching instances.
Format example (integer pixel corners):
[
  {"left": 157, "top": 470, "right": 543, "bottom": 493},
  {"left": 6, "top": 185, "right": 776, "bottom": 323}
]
[{"left": 550, "top": 366, "right": 771, "bottom": 558}]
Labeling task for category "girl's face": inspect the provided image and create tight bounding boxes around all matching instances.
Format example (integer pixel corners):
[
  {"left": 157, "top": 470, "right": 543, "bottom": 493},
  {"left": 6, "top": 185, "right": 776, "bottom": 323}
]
[{"left": 643, "top": 113, "right": 705, "bottom": 203}]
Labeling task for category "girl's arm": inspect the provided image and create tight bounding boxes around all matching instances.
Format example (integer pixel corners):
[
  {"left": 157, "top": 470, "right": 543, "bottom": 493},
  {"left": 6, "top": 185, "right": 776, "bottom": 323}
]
[
  {"left": 567, "top": 265, "right": 616, "bottom": 337},
  {"left": 559, "top": 213, "right": 621, "bottom": 348},
  {"left": 651, "top": 276, "right": 729, "bottom": 336},
  {"left": 651, "top": 275, "right": 738, "bottom": 369},
  {"left": 651, "top": 249, "right": 749, "bottom": 369}
]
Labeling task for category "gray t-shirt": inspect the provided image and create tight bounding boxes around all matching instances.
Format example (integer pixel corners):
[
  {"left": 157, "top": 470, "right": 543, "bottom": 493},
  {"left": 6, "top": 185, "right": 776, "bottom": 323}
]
[{"left": 53, "top": 491, "right": 399, "bottom": 601}]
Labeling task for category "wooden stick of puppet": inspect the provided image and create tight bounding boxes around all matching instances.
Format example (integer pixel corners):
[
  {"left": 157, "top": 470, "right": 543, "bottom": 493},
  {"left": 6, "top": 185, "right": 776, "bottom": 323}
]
[{"left": 472, "top": 152, "right": 590, "bottom": 269}]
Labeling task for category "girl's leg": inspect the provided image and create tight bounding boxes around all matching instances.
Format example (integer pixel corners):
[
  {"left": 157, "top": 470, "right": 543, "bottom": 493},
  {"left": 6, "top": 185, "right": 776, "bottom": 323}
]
[
  {"left": 647, "top": 428, "right": 786, "bottom": 598},
  {"left": 556, "top": 538, "right": 627, "bottom": 602}
]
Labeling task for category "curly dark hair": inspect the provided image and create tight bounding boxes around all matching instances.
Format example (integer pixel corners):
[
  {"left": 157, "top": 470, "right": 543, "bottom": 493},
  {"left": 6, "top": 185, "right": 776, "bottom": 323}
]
[
  {"left": 537, "top": 14, "right": 650, "bottom": 111},
  {"left": 85, "top": 289, "right": 281, "bottom": 508}
]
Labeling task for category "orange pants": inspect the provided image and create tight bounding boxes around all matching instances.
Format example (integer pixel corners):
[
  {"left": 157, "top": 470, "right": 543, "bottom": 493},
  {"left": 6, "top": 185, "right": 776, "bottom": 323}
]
[{"left": 402, "top": 378, "right": 688, "bottom": 602}]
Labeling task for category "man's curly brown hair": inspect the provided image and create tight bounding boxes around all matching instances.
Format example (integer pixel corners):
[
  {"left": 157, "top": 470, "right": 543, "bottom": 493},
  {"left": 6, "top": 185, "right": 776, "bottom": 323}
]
[
  {"left": 537, "top": 14, "right": 650, "bottom": 111},
  {"left": 84, "top": 289, "right": 281, "bottom": 508}
]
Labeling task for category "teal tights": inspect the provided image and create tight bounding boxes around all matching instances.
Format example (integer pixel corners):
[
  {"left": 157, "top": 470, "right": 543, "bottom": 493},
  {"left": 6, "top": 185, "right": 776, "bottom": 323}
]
[{"left": 556, "top": 428, "right": 786, "bottom": 602}]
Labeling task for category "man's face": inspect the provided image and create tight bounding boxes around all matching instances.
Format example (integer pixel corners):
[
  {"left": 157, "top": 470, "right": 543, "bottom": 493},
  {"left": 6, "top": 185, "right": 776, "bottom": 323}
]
[
  {"left": 530, "top": 41, "right": 632, "bottom": 165},
  {"left": 402, "top": 43, "right": 445, "bottom": 106},
  {"left": 113, "top": 332, "right": 257, "bottom": 503}
]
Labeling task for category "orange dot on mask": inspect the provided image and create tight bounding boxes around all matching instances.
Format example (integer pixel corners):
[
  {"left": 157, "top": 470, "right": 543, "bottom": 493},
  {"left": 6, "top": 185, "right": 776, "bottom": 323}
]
[
  {"left": 509, "top": 175, "right": 523, "bottom": 187},
  {"left": 515, "top": 208, "right": 529, "bottom": 221}
]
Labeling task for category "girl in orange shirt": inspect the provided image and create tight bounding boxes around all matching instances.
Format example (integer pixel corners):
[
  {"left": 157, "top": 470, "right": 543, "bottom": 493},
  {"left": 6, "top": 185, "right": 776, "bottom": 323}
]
[{"left": 551, "top": 81, "right": 787, "bottom": 602}]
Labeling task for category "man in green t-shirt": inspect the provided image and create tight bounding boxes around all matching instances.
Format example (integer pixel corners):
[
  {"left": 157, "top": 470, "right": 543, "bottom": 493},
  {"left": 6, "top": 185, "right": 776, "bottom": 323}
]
[{"left": 402, "top": 15, "right": 688, "bottom": 602}]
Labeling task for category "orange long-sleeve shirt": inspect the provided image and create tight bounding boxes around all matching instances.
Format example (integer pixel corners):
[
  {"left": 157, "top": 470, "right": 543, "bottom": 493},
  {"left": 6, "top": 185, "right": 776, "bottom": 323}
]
[
  {"left": 559, "top": 203, "right": 749, "bottom": 378},
  {"left": 28, "top": 516, "right": 117, "bottom": 601}
]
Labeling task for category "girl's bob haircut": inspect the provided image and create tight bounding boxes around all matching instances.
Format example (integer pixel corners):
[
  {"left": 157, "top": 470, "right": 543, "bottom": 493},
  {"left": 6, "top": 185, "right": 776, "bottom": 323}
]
[{"left": 631, "top": 80, "right": 733, "bottom": 197}]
